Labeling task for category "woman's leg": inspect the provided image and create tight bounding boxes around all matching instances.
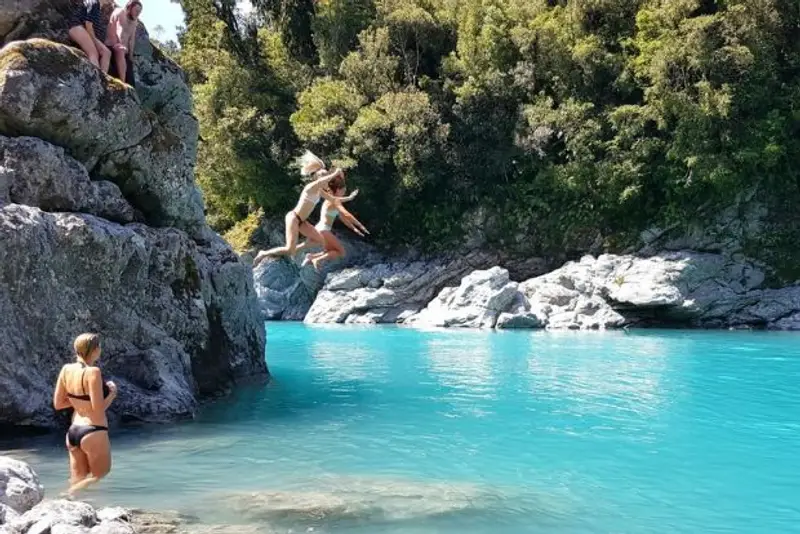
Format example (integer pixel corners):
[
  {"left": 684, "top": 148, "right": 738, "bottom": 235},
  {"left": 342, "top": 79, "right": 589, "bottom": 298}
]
[
  {"left": 260, "top": 212, "right": 301, "bottom": 258},
  {"left": 68, "top": 26, "right": 99, "bottom": 67},
  {"left": 65, "top": 435, "right": 90, "bottom": 487},
  {"left": 67, "top": 430, "right": 111, "bottom": 496},
  {"left": 94, "top": 39, "right": 111, "bottom": 73},
  {"left": 311, "top": 233, "right": 346, "bottom": 271}
]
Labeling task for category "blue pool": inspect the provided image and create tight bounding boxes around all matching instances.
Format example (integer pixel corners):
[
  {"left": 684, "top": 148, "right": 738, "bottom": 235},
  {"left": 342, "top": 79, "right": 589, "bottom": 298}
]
[{"left": 3, "top": 324, "right": 800, "bottom": 533}]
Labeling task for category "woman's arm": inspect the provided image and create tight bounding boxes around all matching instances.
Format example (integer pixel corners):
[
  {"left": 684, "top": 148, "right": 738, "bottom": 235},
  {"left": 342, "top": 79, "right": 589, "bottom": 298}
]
[
  {"left": 337, "top": 205, "right": 370, "bottom": 236},
  {"left": 320, "top": 187, "right": 358, "bottom": 203},
  {"left": 86, "top": 368, "right": 116, "bottom": 415},
  {"left": 306, "top": 168, "right": 342, "bottom": 191},
  {"left": 53, "top": 367, "right": 71, "bottom": 410}
]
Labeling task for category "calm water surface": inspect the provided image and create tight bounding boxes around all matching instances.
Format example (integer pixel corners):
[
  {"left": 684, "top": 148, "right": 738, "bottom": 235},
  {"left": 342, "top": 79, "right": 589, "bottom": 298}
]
[{"left": 3, "top": 324, "right": 800, "bottom": 533}]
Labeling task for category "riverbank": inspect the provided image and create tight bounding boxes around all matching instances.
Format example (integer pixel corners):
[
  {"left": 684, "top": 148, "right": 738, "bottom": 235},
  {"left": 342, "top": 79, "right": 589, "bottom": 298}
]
[{"left": 254, "top": 248, "right": 800, "bottom": 331}]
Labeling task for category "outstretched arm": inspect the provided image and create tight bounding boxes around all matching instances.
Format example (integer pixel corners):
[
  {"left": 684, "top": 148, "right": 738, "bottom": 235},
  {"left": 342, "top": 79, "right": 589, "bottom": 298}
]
[
  {"left": 337, "top": 204, "right": 370, "bottom": 236},
  {"left": 307, "top": 168, "right": 343, "bottom": 191},
  {"left": 320, "top": 187, "right": 358, "bottom": 203}
]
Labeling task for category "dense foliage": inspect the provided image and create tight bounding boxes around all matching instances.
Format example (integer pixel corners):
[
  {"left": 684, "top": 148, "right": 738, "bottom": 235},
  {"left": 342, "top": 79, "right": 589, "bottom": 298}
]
[{"left": 174, "top": 0, "right": 800, "bottom": 272}]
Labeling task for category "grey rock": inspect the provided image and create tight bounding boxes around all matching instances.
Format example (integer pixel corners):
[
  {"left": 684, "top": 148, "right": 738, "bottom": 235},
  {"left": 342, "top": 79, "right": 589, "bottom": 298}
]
[
  {"left": 89, "top": 521, "right": 135, "bottom": 534},
  {"left": 252, "top": 226, "right": 376, "bottom": 321},
  {"left": 10, "top": 500, "right": 97, "bottom": 533},
  {"left": 518, "top": 252, "right": 800, "bottom": 330},
  {"left": 0, "top": 204, "right": 266, "bottom": 428},
  {"left": 95, "top": 509, "right": 129, "bottom": 524},
  {"left": 0, "top": 0, "right": 70, "bottom": 46},
  {"left": 52, "top": 525, "right": 90, "bottom": 534},
  {"left": 304, "top": 251, "right": 504, "bottom": 324},
  {"left": 95, "top": 120, "right": 205, "bottom": 236},
  {"left": 0, "top": 136, "right": 135, "bottom": 223},
  {"left": 408, "top": 267, "right": 520, "bottom": 328},
  {"left": 131, "top": 26, "right": 199, "bottom": 163},
  {"left": 0, "top": 457, "right": 43, "bottom": 516},
  {"left": 1, "top": 502, "right": 21, "bottom": 525},
  {"left": 0, "top": 40, "right": 152, "bottom": 166}
]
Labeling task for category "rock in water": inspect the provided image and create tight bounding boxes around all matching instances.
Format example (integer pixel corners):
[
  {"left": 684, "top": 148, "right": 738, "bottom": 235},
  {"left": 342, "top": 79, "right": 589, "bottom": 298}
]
[
  {"left": 0, "top": 205, "right": 265, "bottom": 427},
  {"left": 408, "top": 267, "right": 520, "bottom": 328},
  {"left": 0, "top": 14, "right": 266, "bottom": 429},
  {"left": 303, "top": 251, "right": 508, "bottom": 324},
  {"left": 0, "top": 457, "right": 44, "bottom": 518}
]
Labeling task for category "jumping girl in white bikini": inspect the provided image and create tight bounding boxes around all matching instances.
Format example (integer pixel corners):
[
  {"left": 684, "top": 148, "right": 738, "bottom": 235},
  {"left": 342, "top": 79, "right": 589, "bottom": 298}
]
[
  {"left": 255, "top": 151, "right": 355, "bottom": 264},
  {"left": 295, "top": 180, "right": 370, "bottom": 271}
]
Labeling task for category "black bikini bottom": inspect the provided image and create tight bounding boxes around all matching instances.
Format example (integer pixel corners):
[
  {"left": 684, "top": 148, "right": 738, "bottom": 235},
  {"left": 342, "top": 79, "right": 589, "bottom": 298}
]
[{"left": 66, "top": 424, "right": 108, "bottom": 448}]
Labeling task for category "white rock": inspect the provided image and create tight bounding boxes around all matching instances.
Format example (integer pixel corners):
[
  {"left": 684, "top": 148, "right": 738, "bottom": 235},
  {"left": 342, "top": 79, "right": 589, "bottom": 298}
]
[{"left": 0, "top": 457, "right": 44, "bottom": 516}]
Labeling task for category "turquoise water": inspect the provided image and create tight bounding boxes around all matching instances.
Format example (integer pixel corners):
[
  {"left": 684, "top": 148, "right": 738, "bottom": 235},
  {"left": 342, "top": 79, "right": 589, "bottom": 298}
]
[{"left": 3, "top": 324, "right": 800, "bottom": 533}]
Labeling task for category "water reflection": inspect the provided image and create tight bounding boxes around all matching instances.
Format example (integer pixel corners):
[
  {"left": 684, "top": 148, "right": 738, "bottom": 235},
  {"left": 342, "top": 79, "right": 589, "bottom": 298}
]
[
  {"left": 523, "top": 332, "right": 682, "bottom": 424},
  {"left": 424, "top": 332, "right": 498, "bottom": 417}
]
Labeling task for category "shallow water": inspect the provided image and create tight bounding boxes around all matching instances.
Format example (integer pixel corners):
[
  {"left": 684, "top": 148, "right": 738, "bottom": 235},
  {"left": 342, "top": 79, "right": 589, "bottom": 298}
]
[{"left": 3, "top": 324, "right": 800, "bottom": 533}]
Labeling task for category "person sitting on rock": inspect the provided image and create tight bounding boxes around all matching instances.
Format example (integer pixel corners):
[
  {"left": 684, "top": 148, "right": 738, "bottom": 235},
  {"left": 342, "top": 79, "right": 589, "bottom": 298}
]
[
  {"left": 295, "top": 181, "right": 369, "bottom": 271},
  {"left": 67, "top": 0, "right": 111, "bottom": 73},
  {"left": 53, "top": 333, "right": 117, "bottom": 496},
  {"left": 106, "top": 0, "right": 142, "bottom": 86},
  {"left": 254, "top": 151, "right": 356, "bottom": 266}
]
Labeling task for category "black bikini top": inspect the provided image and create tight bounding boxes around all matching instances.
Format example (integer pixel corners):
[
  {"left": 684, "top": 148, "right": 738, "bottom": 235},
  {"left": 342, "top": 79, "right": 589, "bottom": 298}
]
[{"left": 66, "top": 362, "right": 111, "bottom": 401}]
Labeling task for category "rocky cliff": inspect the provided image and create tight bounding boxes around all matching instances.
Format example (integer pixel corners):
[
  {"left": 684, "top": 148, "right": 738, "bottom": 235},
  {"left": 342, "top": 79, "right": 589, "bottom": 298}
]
[
  {"left": 0, "top": 5, "right": 267, "bottom": 429},
  {"left": 252, "top": 196, "right": 799, "bottom": 331}
]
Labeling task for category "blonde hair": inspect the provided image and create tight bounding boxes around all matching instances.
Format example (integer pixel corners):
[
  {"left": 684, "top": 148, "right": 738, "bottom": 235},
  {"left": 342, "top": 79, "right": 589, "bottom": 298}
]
[
  {"left": 74, "top": 333, "right": 101, "bottom": 363},
  {"left": 299, "top": 150, "right": 326, "bottom": 177}
]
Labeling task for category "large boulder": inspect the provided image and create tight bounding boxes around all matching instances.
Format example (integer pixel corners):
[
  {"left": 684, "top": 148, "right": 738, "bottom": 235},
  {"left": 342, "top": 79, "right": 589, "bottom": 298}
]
[
  {"left": 303, "top": 251, "right": 505, "bottom": 324},
  {"left": 0, "top": 39, "right": 205, "bottom": 235},
  {"left": 0, "top": 135, "right": 136, "bottom": 223},
  {"left": 0, "top": 40, "right": 152, "bottom": 167},
  {"left": 407, "top": 267, "right": 520, "bottom": 328},
  {"left": 0, "top": 204, "right": 266, "bottom": 428},
  {"left": 0, "top": 0, "right": 71, "bottom": 46}
]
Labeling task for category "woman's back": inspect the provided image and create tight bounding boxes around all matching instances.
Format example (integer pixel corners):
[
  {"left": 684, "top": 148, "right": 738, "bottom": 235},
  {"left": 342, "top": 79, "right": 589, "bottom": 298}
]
[{"left": 61, "top": 362, "right": 109, "bottom": 426}]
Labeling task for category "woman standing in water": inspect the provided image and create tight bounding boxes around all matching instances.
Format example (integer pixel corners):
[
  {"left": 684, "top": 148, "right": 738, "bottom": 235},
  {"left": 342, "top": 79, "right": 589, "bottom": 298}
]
[
  {"left": 255, "top": 151, "right": 355, "bottom": 265},
  {"left": 295, "top": 180, "right": 370, "bottom": 271},
  {"left": 53, "top": 333, "right": 117, "bottom": 496}
]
